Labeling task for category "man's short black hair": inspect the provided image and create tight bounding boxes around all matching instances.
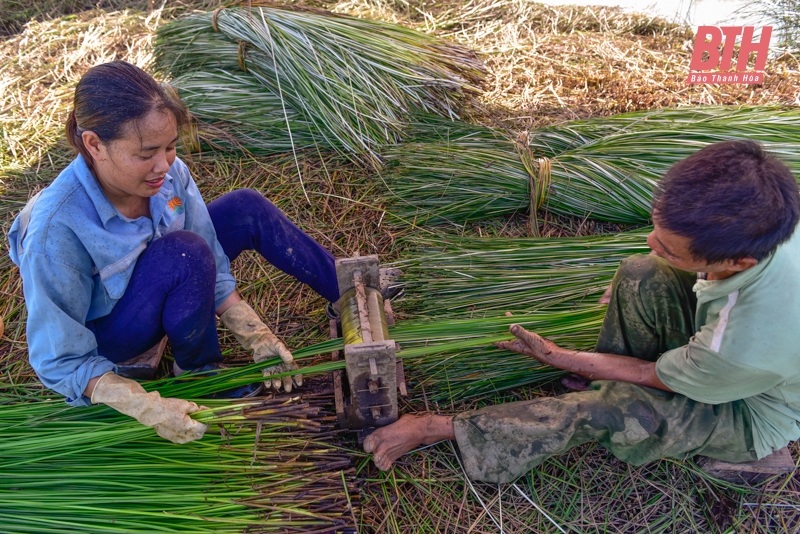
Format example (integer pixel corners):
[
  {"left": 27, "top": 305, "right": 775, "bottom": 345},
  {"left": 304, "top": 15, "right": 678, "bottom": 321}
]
[{"left": 652, "top": 140, "right": 800, "bottom": 263}]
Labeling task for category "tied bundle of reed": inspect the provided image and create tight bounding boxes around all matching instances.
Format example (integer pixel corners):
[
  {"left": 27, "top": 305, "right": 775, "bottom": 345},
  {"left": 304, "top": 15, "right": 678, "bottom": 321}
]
[
  {"left": 528, "top": 105, "right": 800, "bottom": 157},
  {"left": 174, "top": 69, "right": 319, "bottom": 156},
  {"left": 392, "top": 230, "right": 651, "bottom": 317},
  {"left": 154, "top": 3, "right": 485, "bottom": 167},
  {"left": 0, "top": 393, "right": 358, "bottom": 533},
  {"left": 382, "top": 106, "right": 800, "bottom": 225}
]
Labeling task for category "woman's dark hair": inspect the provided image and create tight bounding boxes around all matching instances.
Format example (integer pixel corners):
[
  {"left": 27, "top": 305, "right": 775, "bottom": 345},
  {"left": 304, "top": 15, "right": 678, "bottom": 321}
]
[
  {"left": 652, "top": 140, "right": 800, "bottom": 262},
  {"left": 66, "top": 61, "right": 190, "bottom": 170}
]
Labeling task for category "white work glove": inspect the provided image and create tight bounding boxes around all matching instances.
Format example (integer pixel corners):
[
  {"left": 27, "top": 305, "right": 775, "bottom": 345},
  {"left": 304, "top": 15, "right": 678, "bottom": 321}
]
[
  {"left": 91, "top": 372, "right": 207, "bottom": 444},
  {"left": 219, "top": 300, "right": 302, "bottom": 393}
]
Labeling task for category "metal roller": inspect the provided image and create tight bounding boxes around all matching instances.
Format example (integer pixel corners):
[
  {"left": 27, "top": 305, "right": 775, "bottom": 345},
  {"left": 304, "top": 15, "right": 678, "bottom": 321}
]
[{"left": 339, "top": 287, "right": 390, "bottom": 345}]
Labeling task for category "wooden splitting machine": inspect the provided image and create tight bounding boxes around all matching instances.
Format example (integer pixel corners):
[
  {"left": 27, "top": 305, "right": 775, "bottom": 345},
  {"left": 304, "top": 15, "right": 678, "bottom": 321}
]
[{"left": 331, "top": 255, "right": 406, "bottom": 441}]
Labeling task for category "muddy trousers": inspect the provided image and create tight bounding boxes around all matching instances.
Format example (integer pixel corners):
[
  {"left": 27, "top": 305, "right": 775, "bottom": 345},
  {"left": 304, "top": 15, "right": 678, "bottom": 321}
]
[{"left": 452, "top": 254, "right": 757, "bottom": 483}]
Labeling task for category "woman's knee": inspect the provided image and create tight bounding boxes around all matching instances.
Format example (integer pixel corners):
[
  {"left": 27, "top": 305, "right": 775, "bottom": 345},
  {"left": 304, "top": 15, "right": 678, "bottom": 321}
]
[
  {"left": 230, "top": 188, "right": 266, "bottom": 204},
  {"left": 146, "top": 231, "right": 216, "bottom": 279},
  {"left": 223, "top": 189, "right": 272, "bottom": 214}
]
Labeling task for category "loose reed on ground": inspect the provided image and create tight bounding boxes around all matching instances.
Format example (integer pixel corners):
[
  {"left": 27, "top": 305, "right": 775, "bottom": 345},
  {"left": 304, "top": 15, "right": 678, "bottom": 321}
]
[
  {"left": 0, "top": 391, "right": 359, "bottom": 533},
  {"left": 392, "top": 229, "right": 651, "bottom": 317}
]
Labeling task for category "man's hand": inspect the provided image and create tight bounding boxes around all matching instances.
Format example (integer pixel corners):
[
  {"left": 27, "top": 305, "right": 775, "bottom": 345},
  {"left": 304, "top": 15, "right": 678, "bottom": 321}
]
[
  {"left": 496, "top": 324, "right": 673, "bottom": 391},
  {"left": 495, "top": 324, "right": 566, "bottom": 366}
]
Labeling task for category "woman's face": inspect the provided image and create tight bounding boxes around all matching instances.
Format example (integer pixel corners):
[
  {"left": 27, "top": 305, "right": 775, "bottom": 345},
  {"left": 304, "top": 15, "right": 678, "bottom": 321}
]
[{"left": 85, "top": 108, "right": 178, "bottom": 201}]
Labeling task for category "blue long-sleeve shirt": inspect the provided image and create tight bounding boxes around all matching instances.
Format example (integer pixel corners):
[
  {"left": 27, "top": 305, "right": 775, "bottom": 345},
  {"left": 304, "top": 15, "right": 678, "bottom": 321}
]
[{"left": 8, "top": 155, "right": 236, "bottom": 406}]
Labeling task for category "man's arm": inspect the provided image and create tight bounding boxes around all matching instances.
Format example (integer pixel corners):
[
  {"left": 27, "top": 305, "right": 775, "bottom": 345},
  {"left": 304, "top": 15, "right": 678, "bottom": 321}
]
[{"left": 495, "top": 324, "right": 673, "bottom": 392}]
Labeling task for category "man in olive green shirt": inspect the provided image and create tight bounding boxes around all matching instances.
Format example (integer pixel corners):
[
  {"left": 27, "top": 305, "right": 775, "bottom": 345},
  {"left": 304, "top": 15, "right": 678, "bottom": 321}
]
[
  {"left": 363, "top": 140, "right": 800, "bottom": 483},
  {"left": 656, "top": 226, "right": 800, "bottom": 461}
]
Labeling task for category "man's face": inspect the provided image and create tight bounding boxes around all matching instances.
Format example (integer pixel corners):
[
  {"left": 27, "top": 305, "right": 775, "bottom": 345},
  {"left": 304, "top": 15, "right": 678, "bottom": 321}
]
[
  {"left": 647, "top": 225, "right": 735, "bottom": 274},
  {"left": 647, "top": 223, "right": 758, "bottom": 278}
]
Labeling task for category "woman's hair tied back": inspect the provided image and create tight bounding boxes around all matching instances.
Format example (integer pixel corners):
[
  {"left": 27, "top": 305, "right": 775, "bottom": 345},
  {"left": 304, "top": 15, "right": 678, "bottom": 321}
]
[{"left": 65, "top": 61, "right": 189, "bottom": 168}]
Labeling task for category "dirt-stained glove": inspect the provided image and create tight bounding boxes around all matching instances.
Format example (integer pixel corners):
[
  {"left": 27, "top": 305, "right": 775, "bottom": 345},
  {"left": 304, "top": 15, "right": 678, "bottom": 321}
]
[
  {"left": 219, "top": 300, "right": 302, "bottom": 393},
  {"left": 90, "top": 372, "right": 207, "bottom": 444}
]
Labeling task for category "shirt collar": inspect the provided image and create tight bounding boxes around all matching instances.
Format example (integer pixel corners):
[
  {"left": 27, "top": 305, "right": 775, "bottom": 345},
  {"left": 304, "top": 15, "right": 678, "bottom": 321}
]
[
  {"left": 73, "top": 155, "right": 121, "bottom": 229},
  {"left": 693, "top": 251, "right": 772, "bottom": 301}
]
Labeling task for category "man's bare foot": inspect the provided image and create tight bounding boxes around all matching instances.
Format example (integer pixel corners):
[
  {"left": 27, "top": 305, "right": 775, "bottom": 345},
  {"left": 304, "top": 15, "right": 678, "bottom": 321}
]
[{"left": 363, "top": 413, "right": 455, "bottom": 471}]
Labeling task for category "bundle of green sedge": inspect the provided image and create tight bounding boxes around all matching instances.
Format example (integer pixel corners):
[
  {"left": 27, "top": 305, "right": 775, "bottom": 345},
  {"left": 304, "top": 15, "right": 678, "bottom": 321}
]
[
  {"left": 382, "top": 106, "right": 800, "bottom": 226},
  {"left": 391, "top": 229, "right": 651, "bottom": 317},
  {"left": 154, "top": 3, "right": 485, "bottom": 167}
]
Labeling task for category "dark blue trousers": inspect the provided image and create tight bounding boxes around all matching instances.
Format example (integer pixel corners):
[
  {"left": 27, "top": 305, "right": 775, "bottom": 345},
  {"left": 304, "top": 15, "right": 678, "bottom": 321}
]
[{"left": 87, "top": 189, "right": 338, "bottom": 370}]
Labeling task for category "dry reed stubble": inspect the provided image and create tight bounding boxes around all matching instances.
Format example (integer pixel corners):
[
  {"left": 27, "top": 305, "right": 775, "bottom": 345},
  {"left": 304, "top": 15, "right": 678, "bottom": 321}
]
[
  {"left": 0, "top": 9, "right": 161, "bottom": 174},
  {"left": 332, "top": 0, "right": 800, "bottom": 132}
]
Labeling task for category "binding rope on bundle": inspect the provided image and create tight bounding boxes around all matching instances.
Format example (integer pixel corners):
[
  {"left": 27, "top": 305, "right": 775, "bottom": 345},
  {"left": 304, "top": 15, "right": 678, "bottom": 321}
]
[
  {"left": 518, "top": 140, "right": 552, "bottom": 236},
  {"left": 154, "top": 4, "right": 486, "bottom": 167}
]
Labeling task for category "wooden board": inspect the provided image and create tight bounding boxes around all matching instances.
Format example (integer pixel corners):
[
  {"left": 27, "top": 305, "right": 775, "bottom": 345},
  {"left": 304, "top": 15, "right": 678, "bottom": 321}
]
[
  {"left": 117, "top": 336, "right": 168, "bottom": 380},
  {"left": 698, "top": 447, "right": 795, "bottom": 484},
  {"left": 331, "top": 319, "right": 346, "bottom": 424}
]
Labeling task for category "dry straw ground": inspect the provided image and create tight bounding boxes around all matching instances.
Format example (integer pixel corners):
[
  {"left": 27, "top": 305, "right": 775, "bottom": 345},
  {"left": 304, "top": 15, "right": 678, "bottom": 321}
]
[{"left": 1, "top": 0, "right": 799, "bottom": 532}]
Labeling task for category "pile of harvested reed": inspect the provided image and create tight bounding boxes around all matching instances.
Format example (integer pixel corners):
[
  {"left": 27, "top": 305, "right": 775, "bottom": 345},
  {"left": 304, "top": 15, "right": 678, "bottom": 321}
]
[
  {"left": 0, "top": 300, "right": 607, "bottom": 532},
  {"left": 154, "top": 3, "right": 485, "bottom": 167},
  {"left": 382, "top": 106, "right": 800, "bottom": 226}
]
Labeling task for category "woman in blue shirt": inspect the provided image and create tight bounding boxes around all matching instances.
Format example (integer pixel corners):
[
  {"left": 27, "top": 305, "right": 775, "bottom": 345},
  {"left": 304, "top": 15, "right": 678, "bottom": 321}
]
[{"left": 8, "top": 61, "right": 340, "bottom": 444}]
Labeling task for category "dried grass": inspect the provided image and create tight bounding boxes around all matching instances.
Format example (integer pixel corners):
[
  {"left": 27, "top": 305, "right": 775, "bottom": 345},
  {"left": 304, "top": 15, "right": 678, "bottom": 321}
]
[
  {"left": 333, "top": 0, "right": 800, "bottom": 131},
  {"left": 0, "top": 9, "right": 159, "bottom": 175}
]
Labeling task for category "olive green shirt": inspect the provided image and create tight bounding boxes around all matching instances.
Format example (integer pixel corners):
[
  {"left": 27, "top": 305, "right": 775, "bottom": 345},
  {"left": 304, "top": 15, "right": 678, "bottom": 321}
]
[{"left": 656, "top": 230, "right": 800, "bottom": 459}]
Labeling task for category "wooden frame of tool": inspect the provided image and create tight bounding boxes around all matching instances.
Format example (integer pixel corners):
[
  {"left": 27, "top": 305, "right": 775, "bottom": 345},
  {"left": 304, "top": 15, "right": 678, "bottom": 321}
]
[{"left": 332, "top": 255, "right": 405, "bottom": 438}]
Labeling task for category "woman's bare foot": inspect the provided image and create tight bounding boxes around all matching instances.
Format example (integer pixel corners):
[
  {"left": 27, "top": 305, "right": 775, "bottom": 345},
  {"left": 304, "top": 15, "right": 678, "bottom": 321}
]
[{"left": 363, "top": 413, "right": 455, "bottom": 471}]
